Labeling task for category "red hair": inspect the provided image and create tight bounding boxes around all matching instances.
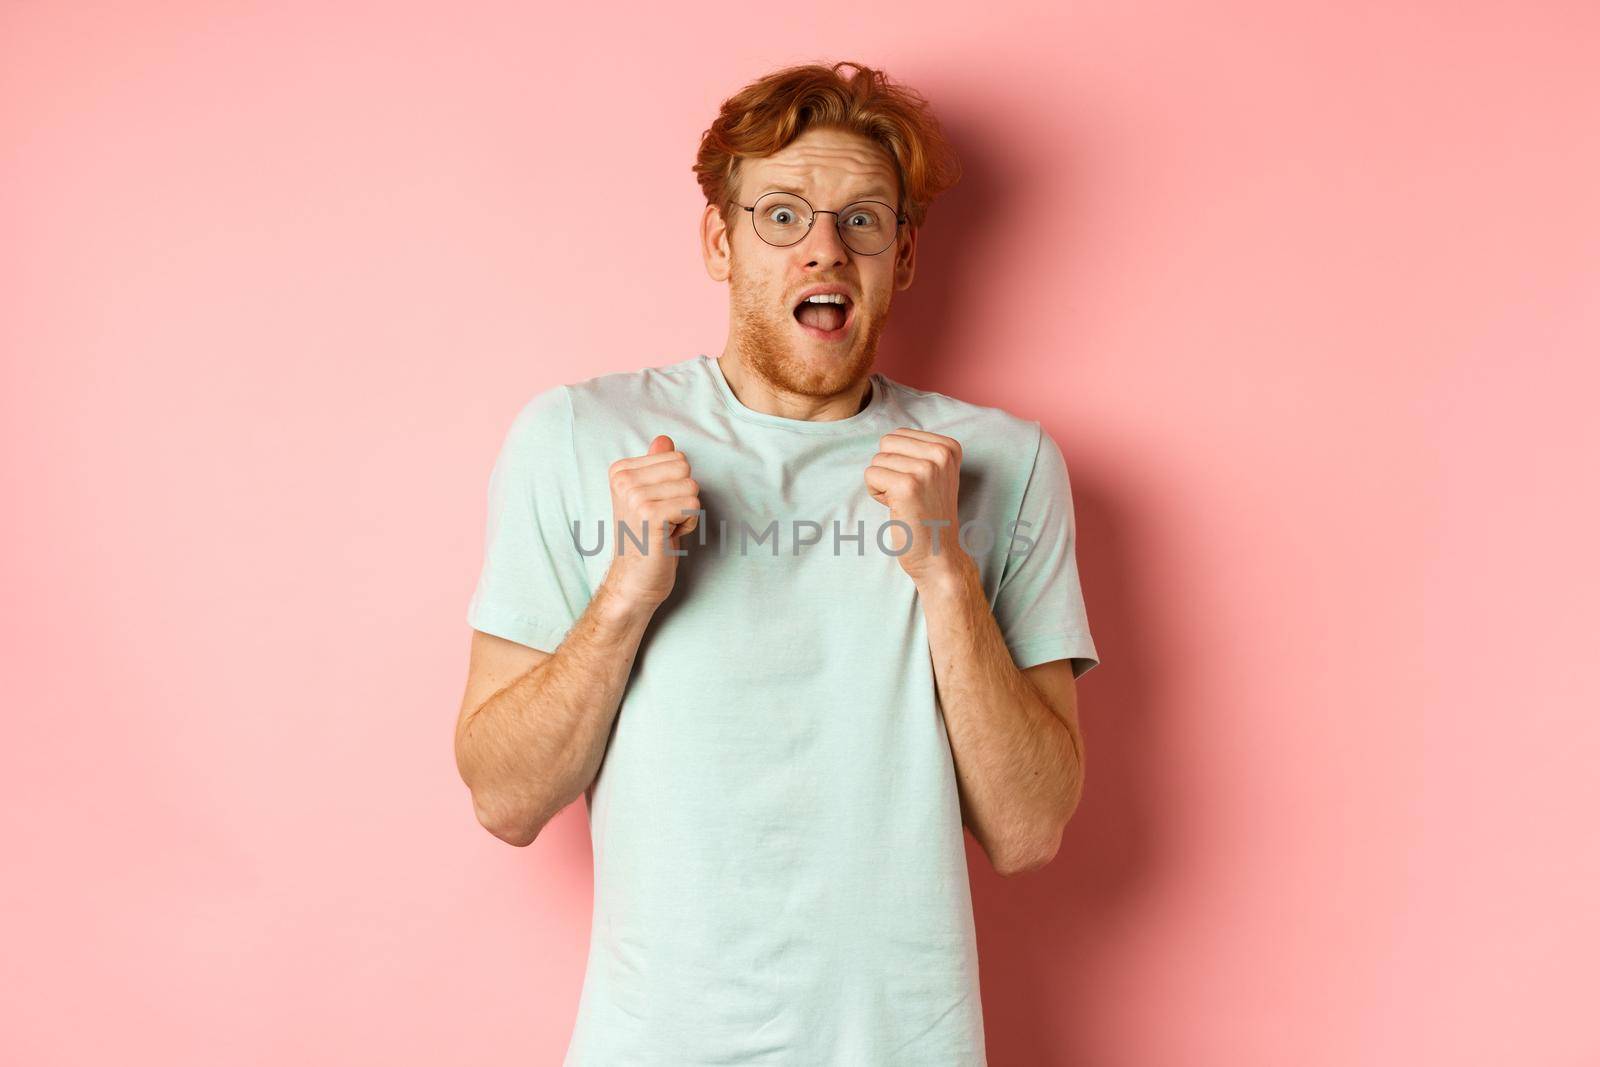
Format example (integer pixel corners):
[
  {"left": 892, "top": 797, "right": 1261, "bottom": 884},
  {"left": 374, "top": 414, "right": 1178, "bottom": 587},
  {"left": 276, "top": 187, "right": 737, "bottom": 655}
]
[{"left": 693, "top": 60, "right": 962, "bottom": 230}]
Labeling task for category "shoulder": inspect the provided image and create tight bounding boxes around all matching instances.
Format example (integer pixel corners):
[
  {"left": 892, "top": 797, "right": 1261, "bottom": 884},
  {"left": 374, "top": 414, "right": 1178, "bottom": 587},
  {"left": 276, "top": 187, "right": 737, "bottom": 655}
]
[
  {"left": 876, "top": 375, "right": 1045, "bottom": 460},
  {"left": 562, "top": 355, "right": 705, "bottom": 418},
  {"left": 875, "top": 377, "right": 1077, "bottom": 512},
  {"left": 504, "top": 355, "right": 705, "bottom": 441},
  {"left": 501, "top": 356, "right": 711, "bottom": 471}
]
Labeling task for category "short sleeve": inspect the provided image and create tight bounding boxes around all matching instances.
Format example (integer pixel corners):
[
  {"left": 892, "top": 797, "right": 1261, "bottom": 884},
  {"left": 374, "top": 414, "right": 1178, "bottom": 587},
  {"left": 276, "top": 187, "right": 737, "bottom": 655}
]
[
  {"left": 992, "top": 424, "right": 1101, "bottom": 678},
  {"left": 466, "top": 385, "right": 594, "bottom": 653}
]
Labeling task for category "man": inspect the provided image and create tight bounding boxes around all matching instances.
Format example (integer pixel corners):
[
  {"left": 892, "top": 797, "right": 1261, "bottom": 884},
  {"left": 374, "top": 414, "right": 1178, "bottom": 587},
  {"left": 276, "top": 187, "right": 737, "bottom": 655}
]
[{"left": 454, "top": 60, "right": 1100, "bottom": 1066}]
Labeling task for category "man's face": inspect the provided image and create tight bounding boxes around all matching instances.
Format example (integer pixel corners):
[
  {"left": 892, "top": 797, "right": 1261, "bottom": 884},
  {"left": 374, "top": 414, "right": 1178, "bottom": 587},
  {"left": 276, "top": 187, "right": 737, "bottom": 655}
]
[{"left": 704, "top": 126, "right": 917, "bottom": 401}]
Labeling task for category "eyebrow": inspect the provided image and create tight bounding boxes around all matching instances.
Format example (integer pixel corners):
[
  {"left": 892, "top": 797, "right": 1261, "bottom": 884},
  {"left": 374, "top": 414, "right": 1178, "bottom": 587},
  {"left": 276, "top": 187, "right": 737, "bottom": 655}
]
[{"left": 761, "top": 184, "right": 897, "bottom": 203}]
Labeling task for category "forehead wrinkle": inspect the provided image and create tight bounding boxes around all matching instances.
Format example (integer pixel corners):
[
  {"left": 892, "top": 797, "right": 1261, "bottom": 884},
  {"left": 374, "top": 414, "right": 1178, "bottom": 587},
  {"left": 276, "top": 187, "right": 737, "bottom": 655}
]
[
  {"left": 749, "top": 169, "right": 898, "bottom": 204},
  {"left": 746, "top": 141, "right": 900, "bottom": 203},
  {"left": 758, "top": 182, "right": 897, "bottom": 204}
]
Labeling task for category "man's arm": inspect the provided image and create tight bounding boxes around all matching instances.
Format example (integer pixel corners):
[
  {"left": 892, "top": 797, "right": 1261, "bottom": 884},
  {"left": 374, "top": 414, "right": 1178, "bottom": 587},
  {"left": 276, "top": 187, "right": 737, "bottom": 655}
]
[
  {"left": 863, "top": 426, "right": 1087, "bottom": 877},
  {"left": 454, "top": 432, "right": 700, "bottom": 847},
  {"left": 453, "top": 578, "right": 658, "bottom": 846},
  {"left": 917, "top": 554, "right": 1085, "bottom": 876}
]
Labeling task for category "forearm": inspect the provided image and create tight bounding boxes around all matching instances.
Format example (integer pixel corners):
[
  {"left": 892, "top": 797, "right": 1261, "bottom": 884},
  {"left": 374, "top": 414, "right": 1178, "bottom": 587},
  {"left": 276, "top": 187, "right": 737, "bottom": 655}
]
[
  {"left": 917, "top": 552, "right": 1083, "bottom": 873},
  {"left": 458, "top": 578, "right": 657, "bottom": 844}
]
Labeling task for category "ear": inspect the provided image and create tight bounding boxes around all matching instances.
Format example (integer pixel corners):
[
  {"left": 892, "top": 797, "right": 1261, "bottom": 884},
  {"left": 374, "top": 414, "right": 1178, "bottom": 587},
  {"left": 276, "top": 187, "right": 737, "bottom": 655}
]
[
  {"left": 701, "top": 202, "right": 732, "bottom": 283},
  {"left": 893, "top": 223, "right": 918, "bottom": 292}
]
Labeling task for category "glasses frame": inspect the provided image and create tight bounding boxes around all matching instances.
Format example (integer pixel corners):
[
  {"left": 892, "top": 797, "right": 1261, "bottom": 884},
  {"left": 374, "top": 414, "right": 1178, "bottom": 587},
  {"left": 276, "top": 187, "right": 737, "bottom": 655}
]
[{"left": 737, "top": 190, "right": 909, "bottom": 256}]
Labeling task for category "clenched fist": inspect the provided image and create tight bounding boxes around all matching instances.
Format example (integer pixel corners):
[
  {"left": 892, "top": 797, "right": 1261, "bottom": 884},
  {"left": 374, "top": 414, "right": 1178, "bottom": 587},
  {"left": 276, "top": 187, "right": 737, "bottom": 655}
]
[
  {"left": 864, "top": 428, "right": 968, "bottom": 586},
  {"left": 602, "top": 435, "right": 702, "bottom": 608}
]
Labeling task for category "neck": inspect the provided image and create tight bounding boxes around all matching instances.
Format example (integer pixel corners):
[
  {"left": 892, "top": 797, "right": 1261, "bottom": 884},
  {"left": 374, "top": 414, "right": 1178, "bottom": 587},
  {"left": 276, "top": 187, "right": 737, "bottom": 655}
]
[{"left": 716, "top": 349, "right": 873, "bottom": 422}]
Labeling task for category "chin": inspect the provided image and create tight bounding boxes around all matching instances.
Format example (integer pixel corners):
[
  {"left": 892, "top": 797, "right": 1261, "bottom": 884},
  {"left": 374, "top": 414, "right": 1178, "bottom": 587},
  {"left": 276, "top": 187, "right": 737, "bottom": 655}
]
[
  {"left": 771, "top": 329, "right": 876, "bottom": 398},
  {"left": 730, "top": 293, "right": 885, "bottom": 399},
  {"left": 795, "top": 359, "right": 866, "bottom": 397}
]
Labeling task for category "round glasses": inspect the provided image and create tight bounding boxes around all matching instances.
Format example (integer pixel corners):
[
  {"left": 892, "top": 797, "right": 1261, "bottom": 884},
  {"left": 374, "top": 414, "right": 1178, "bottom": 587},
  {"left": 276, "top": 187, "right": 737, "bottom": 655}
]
[{"left": 738, "top": 190, "right": 907, "bottom": 256}]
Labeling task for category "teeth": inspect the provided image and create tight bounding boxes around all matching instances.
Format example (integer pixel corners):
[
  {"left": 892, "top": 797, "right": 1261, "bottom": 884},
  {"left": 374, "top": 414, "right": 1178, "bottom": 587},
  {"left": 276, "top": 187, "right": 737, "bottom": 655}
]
[{"left": 802, "top": 294, "right": 848, "bottom": 304}]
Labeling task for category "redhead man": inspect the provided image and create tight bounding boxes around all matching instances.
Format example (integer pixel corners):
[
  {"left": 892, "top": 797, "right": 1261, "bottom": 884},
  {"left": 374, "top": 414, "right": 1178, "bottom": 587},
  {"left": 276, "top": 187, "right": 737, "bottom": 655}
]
[{"left": 455, "top": 60, "right": 1100, "bottom": 1066}]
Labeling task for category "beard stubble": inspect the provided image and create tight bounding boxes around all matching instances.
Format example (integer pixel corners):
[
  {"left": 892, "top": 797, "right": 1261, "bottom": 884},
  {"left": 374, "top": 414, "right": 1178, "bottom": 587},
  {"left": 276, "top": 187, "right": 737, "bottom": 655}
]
[{"left": 725, "top": 244, "right": 891, "bottom": 404}]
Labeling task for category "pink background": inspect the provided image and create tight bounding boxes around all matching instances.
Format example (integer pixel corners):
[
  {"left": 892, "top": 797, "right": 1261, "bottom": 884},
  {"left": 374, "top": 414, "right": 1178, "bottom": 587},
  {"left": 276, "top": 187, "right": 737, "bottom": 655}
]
[{"left": 4, "top": 2, "right": 1597, "bottom": 1064}]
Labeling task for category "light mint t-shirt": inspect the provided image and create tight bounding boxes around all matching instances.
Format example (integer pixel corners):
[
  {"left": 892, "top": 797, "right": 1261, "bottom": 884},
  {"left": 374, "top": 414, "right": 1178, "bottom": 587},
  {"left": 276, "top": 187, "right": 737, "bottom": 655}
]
[{"left": 467, "top": 353, "right": 1099, "bottom": 1066}]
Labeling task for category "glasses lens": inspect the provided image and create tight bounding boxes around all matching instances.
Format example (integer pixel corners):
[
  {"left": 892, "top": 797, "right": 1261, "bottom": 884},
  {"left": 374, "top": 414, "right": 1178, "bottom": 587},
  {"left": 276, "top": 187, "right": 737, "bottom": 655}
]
[
  {"left": 750, "top": 193, "right": 901, "bottom": 254},
  {"left": 838, "top": 202, "right": 896, "bottom": 255},
  {"left": 752, "top": 192, "right": 811, "bottom": 247}
]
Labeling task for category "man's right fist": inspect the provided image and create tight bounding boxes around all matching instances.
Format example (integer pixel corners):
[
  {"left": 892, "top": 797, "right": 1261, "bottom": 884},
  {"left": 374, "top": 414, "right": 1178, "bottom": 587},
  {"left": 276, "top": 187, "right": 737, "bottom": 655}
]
[{"left": 602, "top": 434, "right": 701, "bottom": 608}]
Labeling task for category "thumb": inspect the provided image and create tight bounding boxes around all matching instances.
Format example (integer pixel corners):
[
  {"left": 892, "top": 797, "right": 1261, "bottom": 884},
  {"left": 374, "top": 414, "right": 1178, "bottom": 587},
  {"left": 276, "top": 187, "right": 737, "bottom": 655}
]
[{"left": 647, "top": 434, "right": 674, "bottom": 456}]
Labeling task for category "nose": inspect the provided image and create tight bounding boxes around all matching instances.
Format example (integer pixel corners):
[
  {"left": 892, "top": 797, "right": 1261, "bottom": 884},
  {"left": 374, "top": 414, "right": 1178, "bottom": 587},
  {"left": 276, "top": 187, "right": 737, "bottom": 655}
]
[{"left": 795, "top": 211, "right": 851, "bottom": 268}]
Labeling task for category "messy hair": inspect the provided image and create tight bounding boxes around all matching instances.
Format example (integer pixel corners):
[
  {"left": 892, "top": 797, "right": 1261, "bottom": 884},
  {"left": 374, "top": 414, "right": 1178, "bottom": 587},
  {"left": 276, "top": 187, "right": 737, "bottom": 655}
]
[{"left": 693, "top": 60, "right": 962, "bottom": 230}]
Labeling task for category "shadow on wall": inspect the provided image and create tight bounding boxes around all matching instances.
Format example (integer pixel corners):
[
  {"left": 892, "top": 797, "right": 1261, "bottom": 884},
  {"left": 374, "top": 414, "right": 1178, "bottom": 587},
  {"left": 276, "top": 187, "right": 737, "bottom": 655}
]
[
  {"left": 874, "top": 105, "right": 1046, "bottom": 391},
  {"left": 882, "top": 108, "right": 1167, "bottom": 1064},
  {"left": 968, "top": 461, "right": 1163, "bottom": 1065}
]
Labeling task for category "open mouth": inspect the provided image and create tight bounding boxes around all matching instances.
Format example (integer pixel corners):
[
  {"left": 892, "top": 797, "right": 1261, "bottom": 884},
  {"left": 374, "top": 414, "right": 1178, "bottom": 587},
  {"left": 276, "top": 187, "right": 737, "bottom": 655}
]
[{"left": 791, "top": 292, "right": 855, "bottom": 341}]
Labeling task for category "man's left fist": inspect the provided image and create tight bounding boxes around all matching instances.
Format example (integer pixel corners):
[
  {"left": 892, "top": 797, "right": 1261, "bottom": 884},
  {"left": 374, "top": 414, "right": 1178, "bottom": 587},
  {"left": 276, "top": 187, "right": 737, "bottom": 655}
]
[{"left": 864, "top": 428, "right": 968, "bottom": 585}]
